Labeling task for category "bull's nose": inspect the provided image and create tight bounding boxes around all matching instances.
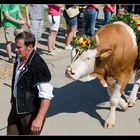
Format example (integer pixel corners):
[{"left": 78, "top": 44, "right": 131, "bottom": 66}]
[
  {"left": 66, "top": 66, "right": 75, "bottom": 75},
  {"left": 65, "top": 69, "right": 71, "bottom": 78},
  {"left": 67, "top": 66, "right": 72, "bottom": 71},
  {"left": 65, "top": 69, "right": 69, "bottom": 75}
]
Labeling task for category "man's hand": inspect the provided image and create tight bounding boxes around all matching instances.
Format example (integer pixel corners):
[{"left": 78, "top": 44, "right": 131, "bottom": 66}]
[{"left": 31, "top": 116, "right": 44, "bottom": 132}]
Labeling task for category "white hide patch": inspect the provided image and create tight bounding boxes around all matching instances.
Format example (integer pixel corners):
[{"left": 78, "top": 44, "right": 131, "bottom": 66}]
[
  {"left": 67, "top": 49, "right": 98, "bottom": 80},
  {"left": 79, "top": 75, "right": 96, "bottom": 82},
  {"left": 111, "top": 84, "right": 121, "bottom": 100},
  {"left": 114, "top": 84, "right": 121, "bottom": 93},
  {"left": 113, "top": 21, "right": 137, "bottom": 47},
  {"left": 106, "top": 77, "right": 116, "bottom": 86},
  {"left": 83, "top": 49, "right": 98, "bottom": 59}
]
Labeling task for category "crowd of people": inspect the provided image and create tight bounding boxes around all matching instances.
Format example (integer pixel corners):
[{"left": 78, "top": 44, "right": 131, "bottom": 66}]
[
  {"left": 0, "top": 4, "right": 140, "bottom": 135},
  {"left": 1, "top": 4, "right": 140, "bottom": 62}
]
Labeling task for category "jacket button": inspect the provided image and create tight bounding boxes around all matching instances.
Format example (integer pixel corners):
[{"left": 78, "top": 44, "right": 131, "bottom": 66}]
[
  {"left": 22, "top": 103, "right": 24, "bottom": 106},
  {"left": 20, "top": 86, "right": 23, "bottom": 88}
]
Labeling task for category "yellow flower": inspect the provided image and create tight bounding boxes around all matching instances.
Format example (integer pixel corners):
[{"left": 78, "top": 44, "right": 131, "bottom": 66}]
[
  {"left": 133, "top": 16, "right": 139, "bottom": 23},
  {"left": 82, "top": 41, "right": 87, "bottom": 47},
  {"left": 131, "top": 15, "right": 140, "bottom": 23},
  {"left": 71, "top": 35, "right": 96, "bottom": 50},
  {"left": 138, "top": 26, "right": 140, "bottom": 31},
  {"left": 79, "top": 37, "right": 84, "bottom": 43}
]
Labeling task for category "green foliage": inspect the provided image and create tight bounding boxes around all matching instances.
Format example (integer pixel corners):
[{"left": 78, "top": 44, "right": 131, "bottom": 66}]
[
  {"left": 109, "top": 9, "right": 140, "bottom": 59},
  {"left": 109, "top": 9, "right": 137, "bottom": 33}
]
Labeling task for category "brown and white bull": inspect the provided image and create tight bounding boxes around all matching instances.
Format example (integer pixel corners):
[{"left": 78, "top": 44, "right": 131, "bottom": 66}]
[{"left": 65, "top": 21, "right": 138, "bottom": 128}]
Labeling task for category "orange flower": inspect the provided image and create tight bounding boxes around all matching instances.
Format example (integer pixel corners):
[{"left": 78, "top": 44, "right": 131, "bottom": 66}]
[
  {"left": 82, "top": 41, "right": 87, "bottom": 47},
  {"left": 71, "top": 35, "right": 96, "bottom": 50}
]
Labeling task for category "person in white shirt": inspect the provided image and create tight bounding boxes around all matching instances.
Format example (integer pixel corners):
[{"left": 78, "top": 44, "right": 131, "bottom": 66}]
[{"left": 7, "top": 31, "right": 53, "bottom": 135}]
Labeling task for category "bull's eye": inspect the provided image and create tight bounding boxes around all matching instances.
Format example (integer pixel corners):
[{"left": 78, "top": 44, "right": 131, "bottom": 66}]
[{"left": 87, "top": 57, "right": 90, "bottom": 60}]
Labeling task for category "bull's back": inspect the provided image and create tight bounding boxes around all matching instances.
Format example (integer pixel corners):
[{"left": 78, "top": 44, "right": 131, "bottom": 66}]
[{"left": 96, "top": 21, "right": 138, "bottom": 67}]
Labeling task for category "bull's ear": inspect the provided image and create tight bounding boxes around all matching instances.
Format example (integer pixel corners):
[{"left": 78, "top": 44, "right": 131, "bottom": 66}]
[
  {"left": 92, "top": 34, "right": 99, "bottom": 46},
  {"left": 99, "top": 49, "right": 113, "bottom": 60}
]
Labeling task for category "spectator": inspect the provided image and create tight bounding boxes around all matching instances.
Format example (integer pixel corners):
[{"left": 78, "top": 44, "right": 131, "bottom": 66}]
[
  {"left": 7, "top": 31, "right": 54, "bottom": 135},
  {"left": 103, "top": 4, "right": 115, "bottom": 25},
  {"left": 0, "top": 4, "right": 2, "bottom": 27},
  {"left": 116, "top": 4, "right": 136, "bottom": 15},
  {"left": 25, "top": 4, "right": 45, "bottom": 50},
  {"left": 85, "top": 4, "right": 100, "bottom": 36},
  {"left": 47, "top": 4, "right": 64, "bottom": 55},
  {"left": 63, "top": 4, "right": 78, "bottom": 50},
  {"left": 132, "top": 4, "right": 140, "bottom": 14},
  {"left": 1, "top": 4, "right": 25, "bottom": 63},
  {"left": 76, "top": 5, "right": 87, "bottom": 36}
]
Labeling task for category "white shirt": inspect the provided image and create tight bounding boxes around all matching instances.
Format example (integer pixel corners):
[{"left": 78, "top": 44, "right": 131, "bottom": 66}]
[{"left": 13, "top": 58, "right": 54, "bottom": 100}]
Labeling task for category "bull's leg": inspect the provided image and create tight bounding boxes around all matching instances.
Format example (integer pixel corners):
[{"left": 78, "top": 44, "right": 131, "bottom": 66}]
[
  {"left": 104, "top": 72, "right": 132, "bottom": 128},
  {"left": 104, "top": 84, "right": 121, "bottom": 128},
  {"left": 91, "top": 72, "right": 108, "bottom": 87},
  {"left": 107, "top": 86, "right": 113, "bottom": 96},
  {"left": 127, "top": 70, "right": 140, "bottom": 107},
  {"left": 107, "top": 87, "right": 128, "bottom": 112},
  {"left": 118, "top": 95, "right": 128, "bottom": 112},
  {"left": 127, "top": 78, "right": 140, "bottom": 107}
]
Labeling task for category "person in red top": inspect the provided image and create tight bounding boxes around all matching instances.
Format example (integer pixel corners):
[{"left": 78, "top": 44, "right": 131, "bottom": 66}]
[
  {"left": 47, "top": 4, "right": 64, "bottom": 55},
  {"left": 103, "top": 4, "right": 115, "bottom": 25},
  {"left": 85, "top": 4, "right": 100, "bottom": 36}
]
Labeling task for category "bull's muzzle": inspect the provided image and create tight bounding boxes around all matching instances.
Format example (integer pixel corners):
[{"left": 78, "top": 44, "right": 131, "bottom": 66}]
[{"left": 65, "top": 66, "right": 75, "bottom": 78}]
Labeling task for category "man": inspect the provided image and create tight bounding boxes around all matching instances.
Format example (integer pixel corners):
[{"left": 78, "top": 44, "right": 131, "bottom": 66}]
[
  {"left": 7, "top": 31, "right": 54, "bottom": 135},
  {"left": 1, "top": 4, "right": 25, "bottom": 63}
]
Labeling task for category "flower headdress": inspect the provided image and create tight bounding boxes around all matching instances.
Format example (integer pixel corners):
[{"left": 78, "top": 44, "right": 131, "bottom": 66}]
[{"left": 71, "top": 35, "right": 96, "bottom": 51}]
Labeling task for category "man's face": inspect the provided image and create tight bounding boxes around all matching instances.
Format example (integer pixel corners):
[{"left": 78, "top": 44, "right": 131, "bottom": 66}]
[{"left": 15, "top": 39, "right": 31, "bottom": 59}]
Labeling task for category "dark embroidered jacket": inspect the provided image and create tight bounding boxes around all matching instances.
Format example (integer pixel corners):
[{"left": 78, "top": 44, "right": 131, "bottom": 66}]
[{"left": 11, "top": 50, "right": 51, "bottom": 114}]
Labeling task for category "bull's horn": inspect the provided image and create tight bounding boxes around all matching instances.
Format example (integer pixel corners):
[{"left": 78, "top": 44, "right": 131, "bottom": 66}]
[{"left": 95, "top": 34, "right": 99, "bottom": 46}]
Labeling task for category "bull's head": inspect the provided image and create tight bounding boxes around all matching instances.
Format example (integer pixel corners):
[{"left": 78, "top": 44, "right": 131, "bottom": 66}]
[{"left": 65, "top": 34, "right": 113, "bottom": 81}]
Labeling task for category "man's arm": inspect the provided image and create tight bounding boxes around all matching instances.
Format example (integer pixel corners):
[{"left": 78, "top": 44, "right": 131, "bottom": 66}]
[
  {"left": 106, "top": 4, "right": 115, "bottom": 12},
  {"left": 31, "top": 82, "right": 53, "bottom": 132},
  {"left": 25, "top": 4, "right": 31, "bottom": 27},
  {"left": 91, "top": 4, "right": 100, "bottom": 11},
  {"left": 31, "top": 98, "right": 50, "bottom": 132},
  {"left": 2, "top": 10, "right": 25, "bottom": 25}
]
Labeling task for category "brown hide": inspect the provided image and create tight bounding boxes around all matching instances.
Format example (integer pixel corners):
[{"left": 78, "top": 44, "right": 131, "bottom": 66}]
[{"left": 92, "top": 22, "right": 138, "bottom": 92}]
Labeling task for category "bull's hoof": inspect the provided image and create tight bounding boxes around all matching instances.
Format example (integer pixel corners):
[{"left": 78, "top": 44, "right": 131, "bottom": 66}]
[
  {"left": 121, "top": 102, "right": 128, "bottom": 112},
  {"left": 127, "top": 98, "right": 137, "bottom": 107},
  {"left": 103, "top": 121, "right": 115, "bottom": 129},
  {"left": 103, "top": 83, "right": 108, "bottom": 88},
  {"left": 128, "top": 101, "right": 136, "bottom": 107}
]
